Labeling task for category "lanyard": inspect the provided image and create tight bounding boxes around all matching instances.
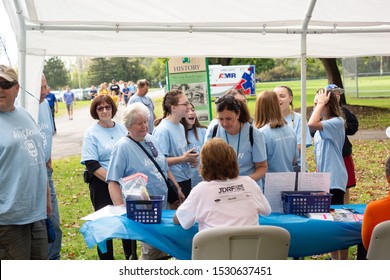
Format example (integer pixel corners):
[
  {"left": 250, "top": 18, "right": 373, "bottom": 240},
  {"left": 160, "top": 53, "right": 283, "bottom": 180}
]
[{"left": 224, "top": 123, "right": 241, "bottom": 157}]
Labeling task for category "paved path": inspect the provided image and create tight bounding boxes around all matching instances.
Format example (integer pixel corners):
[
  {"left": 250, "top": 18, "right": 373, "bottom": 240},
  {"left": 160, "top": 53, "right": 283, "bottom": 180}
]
[
  {"left": 52, "top": 90, "right": 389, "bottom": 159},
  {"left": 52, "top": 89, "right": 164, "bottom": 159}
]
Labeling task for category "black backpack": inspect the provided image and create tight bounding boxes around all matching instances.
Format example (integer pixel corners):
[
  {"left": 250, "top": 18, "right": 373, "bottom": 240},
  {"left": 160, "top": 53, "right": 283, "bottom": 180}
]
[{"left": 212, "top": 124, "right": 254, "bottom": 146}]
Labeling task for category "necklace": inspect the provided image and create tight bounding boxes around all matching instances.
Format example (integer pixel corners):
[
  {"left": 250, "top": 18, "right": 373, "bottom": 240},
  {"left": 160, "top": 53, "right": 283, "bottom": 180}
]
[{"left": 224, "top": 123, "right": 242, "bottom": 157}]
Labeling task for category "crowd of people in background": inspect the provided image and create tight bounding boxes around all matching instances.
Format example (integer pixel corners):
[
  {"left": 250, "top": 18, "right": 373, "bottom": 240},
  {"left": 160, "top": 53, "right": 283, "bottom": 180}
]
[
  {"left": 1, "top": 62, "right": 389, "bottom": 261},
  {"left": 91, "top": 79, "right": 140, "bottom": 109}
]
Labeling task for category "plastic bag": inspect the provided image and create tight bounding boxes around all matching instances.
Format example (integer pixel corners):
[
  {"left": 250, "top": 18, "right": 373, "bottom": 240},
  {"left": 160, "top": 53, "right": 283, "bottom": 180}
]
[{"left": 119, "top": 172, "right": 150, "bottom": 201}]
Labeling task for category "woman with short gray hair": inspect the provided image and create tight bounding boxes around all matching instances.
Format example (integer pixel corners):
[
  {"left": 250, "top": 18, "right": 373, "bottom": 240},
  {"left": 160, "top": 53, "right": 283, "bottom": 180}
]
[{"left": 107, "top": 102, "right": 183, "bottom": 260}]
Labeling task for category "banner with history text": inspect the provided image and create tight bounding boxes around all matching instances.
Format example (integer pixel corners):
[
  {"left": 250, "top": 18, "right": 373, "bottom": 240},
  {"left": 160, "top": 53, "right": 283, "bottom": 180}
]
[{"left": 167, "top": 57, "right": 210, "bottom": 122}]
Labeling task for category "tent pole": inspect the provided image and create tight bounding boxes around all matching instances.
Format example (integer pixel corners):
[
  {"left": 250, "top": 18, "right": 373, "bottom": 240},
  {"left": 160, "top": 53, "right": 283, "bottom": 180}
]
[
  {"left": 300, "top": 0, "right": 317, "bottom": 173},
  {"left": 14, "top": 0, "right": 27, "bottom": 109}
]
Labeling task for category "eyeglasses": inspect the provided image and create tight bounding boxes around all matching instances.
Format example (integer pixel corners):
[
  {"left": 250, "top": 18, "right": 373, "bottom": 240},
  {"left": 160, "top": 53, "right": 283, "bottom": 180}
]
[
  {"left": 96, "top": 105, "right": 112, "bottom": 112},
  {"left": 0, "top": 80, "right": 18, "bottom": 90},
  {"left": 145, "top": 141, "right": 158, "bottom": 157},
  {"left": 177, "top": 101, "right": 190, "bottom": 106}
]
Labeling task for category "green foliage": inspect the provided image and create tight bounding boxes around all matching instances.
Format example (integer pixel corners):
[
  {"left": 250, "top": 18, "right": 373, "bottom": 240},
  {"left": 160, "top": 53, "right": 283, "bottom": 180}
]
[
  {"left": 148, "top": 59, "right": 167, "bottom": 87},
  {"left": 44, "top": 57, "right": 69, "bottom": 90},
  {"left": 87, "top": 57, "right": 148, "bottom": 86},
  {"left": 230, "top": 57, "right": 275, "bottom": 75},
  {"left": 260, "top": 58, "right": 326, "bottom": 81},
  {"left": 87, "top": 57, "right": 108, "bottom": 85}
]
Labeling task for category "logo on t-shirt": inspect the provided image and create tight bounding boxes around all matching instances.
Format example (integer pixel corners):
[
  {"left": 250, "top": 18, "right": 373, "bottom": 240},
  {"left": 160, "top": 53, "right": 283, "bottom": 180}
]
[{"left": 218, "top": 184, "right": 245, "bottom": 194}]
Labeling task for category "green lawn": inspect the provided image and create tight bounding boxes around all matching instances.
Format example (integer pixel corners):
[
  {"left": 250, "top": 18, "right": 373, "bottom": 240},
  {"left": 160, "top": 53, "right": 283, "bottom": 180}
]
[{"left": 153, "top": 77, "right": 390, "bottom": 129}]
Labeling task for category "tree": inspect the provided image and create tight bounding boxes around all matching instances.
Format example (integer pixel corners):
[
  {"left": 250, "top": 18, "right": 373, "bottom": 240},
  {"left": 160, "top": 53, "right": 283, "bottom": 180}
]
[
  {"left": 230, "top": 58, "right": 275, "bottom": 76},
  {"left": 44, "top": 57, "right": 68, "bottom": 90},
  {"left": 87, "top": 57, "right": 148, "bottom": 86},
  {"left": 148, "top": 58, "right": 167, "bottom": 87},
  {"left": 320, "top": 58, "right": 346, "bottom": 105},
  {"left": 87, "top": 57, "right": 110, "bottom": 86}
]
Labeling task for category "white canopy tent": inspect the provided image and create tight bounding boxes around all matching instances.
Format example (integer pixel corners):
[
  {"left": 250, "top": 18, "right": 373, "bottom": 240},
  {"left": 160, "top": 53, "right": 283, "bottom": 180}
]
[{"left": 3, "top": 0, "right": 390, "bottom": 169}]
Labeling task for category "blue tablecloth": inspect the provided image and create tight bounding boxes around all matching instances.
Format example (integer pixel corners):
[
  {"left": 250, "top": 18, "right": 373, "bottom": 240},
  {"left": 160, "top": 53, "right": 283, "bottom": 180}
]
[{"left": 80, "top": 204, "right": 365, "bottom": 260}]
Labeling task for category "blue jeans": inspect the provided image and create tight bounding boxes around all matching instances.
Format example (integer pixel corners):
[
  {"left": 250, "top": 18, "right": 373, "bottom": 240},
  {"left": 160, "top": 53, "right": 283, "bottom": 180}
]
[{"left": 47, "top": 168, "right": 62, "bottom": 260}]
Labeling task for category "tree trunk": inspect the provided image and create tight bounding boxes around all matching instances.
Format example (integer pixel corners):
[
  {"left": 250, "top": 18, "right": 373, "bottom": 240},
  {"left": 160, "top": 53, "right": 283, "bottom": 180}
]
[{"left": 319, "top": 58, "right": 347, "bottom": 105}]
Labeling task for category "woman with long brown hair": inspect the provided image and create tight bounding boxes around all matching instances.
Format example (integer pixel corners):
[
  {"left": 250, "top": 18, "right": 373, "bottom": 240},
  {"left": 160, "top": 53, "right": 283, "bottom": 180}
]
[{"left": 308, "top": 88, "right": 348, "bottom": 260}]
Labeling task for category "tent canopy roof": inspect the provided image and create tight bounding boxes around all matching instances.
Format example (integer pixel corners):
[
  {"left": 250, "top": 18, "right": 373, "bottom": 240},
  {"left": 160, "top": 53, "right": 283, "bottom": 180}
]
[{"left": 4, "top": 0, "right": 390, "bottom": 58}]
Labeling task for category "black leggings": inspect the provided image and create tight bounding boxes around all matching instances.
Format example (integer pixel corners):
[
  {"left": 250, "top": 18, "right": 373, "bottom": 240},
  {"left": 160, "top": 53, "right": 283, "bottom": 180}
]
[
  {"left": 178, "top": 179, "right": 192, "bottom": 198},
  {"left": 330, "top": 188, "right": 345, "bottom": 205},
  {"left": 89, "top": 176, "right": 137, "bottom": 260}
]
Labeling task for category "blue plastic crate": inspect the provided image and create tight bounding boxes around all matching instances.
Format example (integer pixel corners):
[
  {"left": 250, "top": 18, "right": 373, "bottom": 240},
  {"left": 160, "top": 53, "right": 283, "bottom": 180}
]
[
  {"left": 126, "top": 195, "right": 164, "bottom": 224},
  {"left": 281, "top": 191, "right": 332, "bottom": 215}
]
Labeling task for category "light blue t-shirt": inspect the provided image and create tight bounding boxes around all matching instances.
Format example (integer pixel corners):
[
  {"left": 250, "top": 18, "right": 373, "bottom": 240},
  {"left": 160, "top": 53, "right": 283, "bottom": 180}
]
[
  {"left": 187, "top": 127, "right": 207, "bottom": 187},
  {"left": 153, "top": 118, "right": 191, "bottom": 182},
  {"left": 205, "top": 122, "right": 267, "bottom": 188},
  {"left": 285, "top": 112, "right": 312, "bottom": 167},
  {"left": 106, "top": 134, "right": 168, "bottom": 209},
  {"left": 129, "top": 94, "right": 155, "bottom": 133},
  {"left": 0, "top": 106, "right": 47, "bottom": 225},
  {"left": 313, "top": 117, "right": 347, "bottom": 192},
  {"left": 81, "top": 122, "right": 127, "bottom": 170},
  {"left": 203, "top": 118, "right": 219, "bottom": 143},
  {"left": 259, "top": 124, "right": 298, "bottom": 172},
  {"left": 38, "top": 99, "right": 54, "bottom": 162}
]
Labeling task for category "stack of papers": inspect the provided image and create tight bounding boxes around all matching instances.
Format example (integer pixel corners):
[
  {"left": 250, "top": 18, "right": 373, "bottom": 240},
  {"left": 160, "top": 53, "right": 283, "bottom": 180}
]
[
  {"left": 331, "top": 209, "right": 363, "bottom": 222},
  {"left": 306, "top": 213, "right": 334, "bottom": 220},
  {"left": 306, "top": 209, "right": 363, "bottom": 222}
]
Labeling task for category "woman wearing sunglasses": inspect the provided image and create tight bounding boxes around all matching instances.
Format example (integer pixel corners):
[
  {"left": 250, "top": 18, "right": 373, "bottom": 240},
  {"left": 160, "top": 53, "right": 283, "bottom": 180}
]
[
  {"left": 81, "top": 95, "right": 134, "bottom": 260},
  {"left": 106, "top": 102, "right": 181, "bottom": 260},
  {"left": 205, "top": 90, "right": 268, "bottom": 189}
]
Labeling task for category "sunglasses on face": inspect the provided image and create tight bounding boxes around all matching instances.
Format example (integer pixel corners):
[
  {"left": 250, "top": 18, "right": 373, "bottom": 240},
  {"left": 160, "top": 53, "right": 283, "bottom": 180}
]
[
  {"left": 96, "top": 105, "right": 112, "bottom": 112},
  {"left": 0, "top": 80, "right": 18, "bottom": 90},
  {"left": 145, "top": 141, "right": 158, "bottom": 157}
]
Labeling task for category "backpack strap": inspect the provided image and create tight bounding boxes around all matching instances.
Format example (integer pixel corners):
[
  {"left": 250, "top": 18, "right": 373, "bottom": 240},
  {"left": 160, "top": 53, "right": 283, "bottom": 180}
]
[
  {"left": 212, "top": 124, "right": 218, "bottom": 138},
  {"left": 249, "top": 124, "right": 254, "bottom": 146}
]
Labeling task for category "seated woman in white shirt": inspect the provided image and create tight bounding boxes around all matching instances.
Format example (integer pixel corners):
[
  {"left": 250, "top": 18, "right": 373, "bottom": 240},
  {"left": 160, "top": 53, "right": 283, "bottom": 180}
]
[{"left": 173, "top": 138, "right": 271, "bottom": 231}]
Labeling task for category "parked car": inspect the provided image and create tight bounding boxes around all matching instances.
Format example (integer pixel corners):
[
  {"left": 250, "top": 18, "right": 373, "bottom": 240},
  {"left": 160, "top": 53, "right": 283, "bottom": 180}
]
[
  {"left": 72, "top": 88, "right": 84, "bottom": 101},
  {"left": 52, "top": 90, "right": 63, "bottom": 102},
  {"left": 83, "top": 88, "right": 92, "bottom": 100}
]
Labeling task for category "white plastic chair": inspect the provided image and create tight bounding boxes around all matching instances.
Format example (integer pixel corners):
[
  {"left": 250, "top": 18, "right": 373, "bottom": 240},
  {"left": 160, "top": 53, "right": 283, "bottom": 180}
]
[
  {"left": 191, "top": 226, "right": 290, "bottom": 260},
  {"left": 367, "top": 220, "right": 390, "bottom": 260}
]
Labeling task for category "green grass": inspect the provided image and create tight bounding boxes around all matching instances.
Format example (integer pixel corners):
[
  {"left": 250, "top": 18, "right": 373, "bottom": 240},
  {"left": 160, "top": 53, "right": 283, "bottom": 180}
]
[
  {"left": 154, "top": 77, "right": 390, "bottom": 130},
  {"left": 53, "top": 155, "right": 130, "bottom": 260}
]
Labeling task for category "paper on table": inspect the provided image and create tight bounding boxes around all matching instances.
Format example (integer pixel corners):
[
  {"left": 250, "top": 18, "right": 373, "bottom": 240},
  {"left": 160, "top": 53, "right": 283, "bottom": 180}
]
[
  {"left": 80, "top": 205, "right": 126, "bottom": 221},
  {"left": 306, "top": 213, "right": 334, "bottom": 221},
  {"left": 298, "top": 172, "right": 330, "bottom": 192},
  {"left": 264, "top": 172, "right": 296, "bottom": 213}
]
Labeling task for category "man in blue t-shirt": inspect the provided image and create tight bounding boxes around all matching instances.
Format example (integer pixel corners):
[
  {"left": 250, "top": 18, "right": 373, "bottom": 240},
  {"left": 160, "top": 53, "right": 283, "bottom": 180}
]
[
  {"left": 0, "top": 64, "right": 51, "bottom": 260},
  {"left": 63, "top": 85, "right": 75, "bottom": 120},
  {"left": 129, "top": 79, "right": 155, "bottom": 133},
  {"left": 39, "top": 76, "right": 63, "bottom": 260},
  {"left": 45, "top": 86, "right": 58, "bottom": 133}
]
